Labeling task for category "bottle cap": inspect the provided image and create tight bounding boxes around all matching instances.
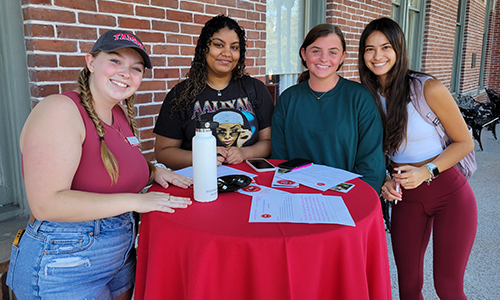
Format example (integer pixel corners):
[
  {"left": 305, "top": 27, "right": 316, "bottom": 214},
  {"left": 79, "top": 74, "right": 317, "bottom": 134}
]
[{"left": 195, "top": 112, "right": 219, "bottom": 132}]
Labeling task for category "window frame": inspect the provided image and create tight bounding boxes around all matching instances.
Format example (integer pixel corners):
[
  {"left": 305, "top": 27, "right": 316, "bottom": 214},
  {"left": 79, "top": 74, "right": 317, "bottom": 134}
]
[{"left": 391, "top": 0, "right": 426, "bottom": 71}]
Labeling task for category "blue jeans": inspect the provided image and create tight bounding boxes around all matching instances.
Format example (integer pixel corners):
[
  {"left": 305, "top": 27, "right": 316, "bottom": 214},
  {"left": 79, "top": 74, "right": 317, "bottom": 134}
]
[{"left": 7, "top": 212, "right": 136, "bottom": 300}]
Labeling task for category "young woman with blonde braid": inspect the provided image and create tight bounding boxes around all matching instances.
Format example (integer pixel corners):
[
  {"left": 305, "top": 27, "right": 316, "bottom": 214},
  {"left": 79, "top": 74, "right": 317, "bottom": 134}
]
[{"left": 7, "top": 30, "right": 192, "bottom": 300}]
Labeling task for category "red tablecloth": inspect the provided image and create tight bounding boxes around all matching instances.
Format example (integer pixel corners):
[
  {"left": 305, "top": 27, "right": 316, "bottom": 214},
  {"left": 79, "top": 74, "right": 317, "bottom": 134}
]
[{"left": 135, "top": 161, "right": 392, "bottom": 300}]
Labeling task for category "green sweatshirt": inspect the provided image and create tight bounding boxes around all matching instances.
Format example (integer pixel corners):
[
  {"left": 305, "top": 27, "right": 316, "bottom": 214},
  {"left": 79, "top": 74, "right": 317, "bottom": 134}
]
[{"left": 271, "top": 77, "right": 385, "bottom": 192}]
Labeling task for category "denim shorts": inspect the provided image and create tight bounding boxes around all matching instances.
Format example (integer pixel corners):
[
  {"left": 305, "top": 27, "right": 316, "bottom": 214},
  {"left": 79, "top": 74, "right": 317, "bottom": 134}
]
[{"left": 6, "top": 212, "right": 136, "bottom": 300}]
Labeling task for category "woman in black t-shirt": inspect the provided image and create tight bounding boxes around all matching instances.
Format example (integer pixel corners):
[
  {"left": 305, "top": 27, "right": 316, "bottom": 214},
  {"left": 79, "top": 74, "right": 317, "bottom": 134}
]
[{"left": 154, "top": 15, "right": 274, "bottom": 170}]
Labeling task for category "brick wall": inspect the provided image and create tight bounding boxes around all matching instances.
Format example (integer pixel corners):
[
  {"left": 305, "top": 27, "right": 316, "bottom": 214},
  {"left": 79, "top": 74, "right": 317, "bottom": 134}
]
[
  {"left": 420, "top": 0, "right": 459, "bottom": 88},
  {"left": 20, "top": 0, "right": 500, "bottom": 158},
  {"left": 486, "top": 0, "right": 500, "bottom": 91},
  {"left": 460, "top": 0, "right": 488, "bottom": 94},
  {"left": 326, "top": 0, "right": 392, "bottom": 80},
  {"left": 22, "top": 0, "right": 267, "bottom": 159}
]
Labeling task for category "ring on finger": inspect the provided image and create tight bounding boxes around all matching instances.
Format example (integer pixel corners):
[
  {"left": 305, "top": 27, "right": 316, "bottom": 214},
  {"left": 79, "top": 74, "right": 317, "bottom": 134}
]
[
  {"left": 405, "top": 178, "right": 409, "bottom": 183},
  {"left": 167, "top": 195, "right": 171, "bottom": 202}
]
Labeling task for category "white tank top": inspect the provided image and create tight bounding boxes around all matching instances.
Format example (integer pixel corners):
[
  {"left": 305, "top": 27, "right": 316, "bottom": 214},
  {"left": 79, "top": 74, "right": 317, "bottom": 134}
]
[{"left": 380, "top": 96, "right": 443, "bottom": 163}]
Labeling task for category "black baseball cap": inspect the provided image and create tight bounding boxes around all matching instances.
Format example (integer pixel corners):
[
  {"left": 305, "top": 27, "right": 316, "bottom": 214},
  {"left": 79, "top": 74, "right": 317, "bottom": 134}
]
[{"left": 91, "top": 30, "right": 152, "bottom": 69}]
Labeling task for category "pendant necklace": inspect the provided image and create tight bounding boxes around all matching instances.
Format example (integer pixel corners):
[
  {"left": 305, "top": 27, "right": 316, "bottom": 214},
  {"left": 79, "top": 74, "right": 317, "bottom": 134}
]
[
  {"left": 108, "top": 120, "right": 128, "bottom": 143},
  {"left": 308, "top": 85, "right": 329, "bottom": 100},
  {"left": 207, "top": 78, "right": 231, "bottom": 97}
]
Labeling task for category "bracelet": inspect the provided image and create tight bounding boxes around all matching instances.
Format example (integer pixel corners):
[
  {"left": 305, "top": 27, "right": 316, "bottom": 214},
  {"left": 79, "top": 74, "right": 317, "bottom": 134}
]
[
  {"left": 154, "top": 162, "right": 170, "bottom": 170},
  {"left": 424, "top": 163, "right": 434, "bottom": 185}
]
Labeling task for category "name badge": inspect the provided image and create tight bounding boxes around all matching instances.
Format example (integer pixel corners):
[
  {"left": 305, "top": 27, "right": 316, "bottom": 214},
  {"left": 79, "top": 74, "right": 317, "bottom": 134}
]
[{"left": 126, "top": 136, "right": 140, "bottom": 147}]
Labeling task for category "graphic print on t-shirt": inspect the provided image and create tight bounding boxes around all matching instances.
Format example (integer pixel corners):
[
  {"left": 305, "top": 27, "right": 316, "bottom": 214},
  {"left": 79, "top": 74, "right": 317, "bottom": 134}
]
[{"left": 191, "top": 97, "right": 257, "bottom": 148}]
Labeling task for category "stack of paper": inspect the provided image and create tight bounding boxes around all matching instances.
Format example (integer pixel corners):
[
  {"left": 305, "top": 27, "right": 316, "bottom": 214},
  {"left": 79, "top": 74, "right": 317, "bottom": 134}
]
[{"left": 248, "top": 193, "right": 355, "bottom": 226}]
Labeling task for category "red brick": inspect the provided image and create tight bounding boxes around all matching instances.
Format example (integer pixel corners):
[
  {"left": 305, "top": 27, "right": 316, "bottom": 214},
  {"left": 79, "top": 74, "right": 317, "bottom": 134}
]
[
  {"left": 152, "top": 20, "right": 180, "bottom": 32},
  {"left": 138, "top": 104, "right": 163, "bottom": 116},
  {"left": 166, "top": 10, "right": 193, "bottom": 22},
  {"left": 206, "top": 5, "right": 227, "bottom": 15},
  {"left": 56, "top": 25, "right": 97, "bottom": 40},
  {"left": 35, "top": 69, "right": 80, "bottom": 82},
  {"left": 79, "top": 13, "right": 116, "bottom": 27},
  {"left": 120, "top": 0, "right": 149, "bottom": 4},
  {"left": 228, "top": 8, "right": 246, "bottom": 19},
  {"left": 153, "top": 91, "right": 169, "bottom": 103},
  {"left": 136, "top": 116, "right": 155, "bottom": 128},
  {"left": 143, "top": 71, "right": 155, "bottom": 80},
  {"left": 54, "top": 0, "right": 97, "bottom": 11},
  {"left": 180, "top": 68, "right": 190, "bottom": 78},
  {"left": 143, "top": 151, "right": 155, "bottom": 161},
  {"left": 237, "top": 0, "right": 253, "bottom": 10},
  {"left": 155, "top": 68, "right": 181, "bottom": 79},
  {"left": 61, "top": 82, "right": 79, "bottom": 92},
  {"left": 166, "top": 34, "right": 192, "bottom": 44},
  {"left": 32, "top": 39, "right": 78, "bottom": 52},
  {"left": 151, "top": 57, "right": 167, "bottom": 68},
  {"left": 181, "top": 23, "right": 203, "bottom": 35},
  {"left": 180, "top": 1, "right": 204, "bottom": 12},
  {"left": 25, "top": 24, "right": 55, "bottom": 37},
  {"left": 151, "top": 0, "right": 178, "bottom": 8},
  {"left": 140, "top": 128, "right": 156, "bottom": 140},
  {"left": 194, "top": 14, "right": 213, "bottom": 25},
  {"left": 135, "top": 31, "right": 165, "bottom": 44},
  {"left": 136, "top": 6, "right": 165, "bottom": 19},
  {"left": 60, "top": 54, "right": 86, "bottom": 67},
  {"left": 30, "top": 84, "right": 60, "bottom": 98},
  {"left": 119, "top": 17, "right": 151, "bottom": 30},
  {"left": 80, "top": 41, "right": 96, "bottom": 54},
  {"left": 180, "top": 45, "right": 196, "bottom": 56},
  {"left": 138, "top": 80, "right": 168, "bottom": 91},
  {"left": 98, "top": 0, "right": 134, "bottom": 15},
  {"left": 135, "top": 93, "right": 154, "bottom": 104},
  {"left": 237, "top": 20, "right": 255, "bottom": 30},
  {"left": 153, "top": 44, "right": 180, "bottom": 56},
  {"left": 217, "top": 0, "right": 236, "bottom": 7},
  {"left": 27, "top": 54, "right": 58, "bottom": 68},
  {"left": 24, "top": 7, "right": 76, "bottom": 23},
  {"left": 168, "top": 57, "right": 193, "bottom": 67}
]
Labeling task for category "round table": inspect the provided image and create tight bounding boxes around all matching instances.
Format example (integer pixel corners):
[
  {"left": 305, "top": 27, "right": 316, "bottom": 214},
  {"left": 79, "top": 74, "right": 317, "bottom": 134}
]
[{"left": 135, "top": 160, "right": 392, "bottom": 300}]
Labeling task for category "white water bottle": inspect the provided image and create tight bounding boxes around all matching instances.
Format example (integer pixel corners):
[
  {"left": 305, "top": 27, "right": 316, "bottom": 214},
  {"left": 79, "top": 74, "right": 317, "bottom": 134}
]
[{"left": 192, "top": 119, "right": 218, "bottom": 202}]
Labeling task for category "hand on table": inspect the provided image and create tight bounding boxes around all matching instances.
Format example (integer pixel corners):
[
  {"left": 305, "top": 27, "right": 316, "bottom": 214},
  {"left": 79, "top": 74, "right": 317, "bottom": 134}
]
[
  {"left": 155, "top": 167, "right": 193, "bottom": 189},
  {"left": 138, "top": 192, "right": 192, "bottom": 214}
]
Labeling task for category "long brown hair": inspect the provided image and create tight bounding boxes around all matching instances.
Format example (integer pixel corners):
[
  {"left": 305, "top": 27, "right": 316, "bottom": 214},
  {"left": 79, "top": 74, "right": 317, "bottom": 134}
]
[
  {"left": 358, "top": 17, "right": 427, "bottom": 155},
  {"left": 76, "top": 50, "right": 140, "bottom": 184},
  {"left": 297, "top": 24, "right": 346, "bottom": 83}
]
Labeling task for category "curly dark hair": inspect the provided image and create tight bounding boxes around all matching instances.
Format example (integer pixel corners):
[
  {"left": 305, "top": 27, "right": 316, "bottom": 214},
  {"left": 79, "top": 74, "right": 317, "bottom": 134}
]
[
  {"left": 172, "top": 15, "right": 247, "bottom": 112},
  {"left": 358, "top": 17, "right": 429, "bottom": 155}
]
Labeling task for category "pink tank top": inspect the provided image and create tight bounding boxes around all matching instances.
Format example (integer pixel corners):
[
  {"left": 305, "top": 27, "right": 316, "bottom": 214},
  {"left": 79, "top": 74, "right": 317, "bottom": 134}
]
[{"left": 65, "top": 91, "right": 149, "bottom": 193}]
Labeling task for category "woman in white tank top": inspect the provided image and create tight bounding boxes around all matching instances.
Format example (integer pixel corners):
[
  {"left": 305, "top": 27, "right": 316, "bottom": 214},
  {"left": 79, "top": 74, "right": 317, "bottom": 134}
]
[{"left": 358, "top": 17, "right": 477, "bottom": 300}]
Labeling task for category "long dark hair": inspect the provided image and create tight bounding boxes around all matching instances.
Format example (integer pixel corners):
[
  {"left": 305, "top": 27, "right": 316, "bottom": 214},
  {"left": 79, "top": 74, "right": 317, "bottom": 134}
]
[
  {"left": 297, "top": 24, "right": 346, "bottom": 83},
  {"left": 358, "top": 17, "right": 426, "bottom": 155},
  {"left": 172, "top": 15, "right": 247, "bottom": 112}
]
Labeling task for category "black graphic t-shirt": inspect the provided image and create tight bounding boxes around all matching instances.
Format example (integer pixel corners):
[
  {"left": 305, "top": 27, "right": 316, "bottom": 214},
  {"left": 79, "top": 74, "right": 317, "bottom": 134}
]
[{"left": 154, "top": 76, "right": 274, "bottom": 150}]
